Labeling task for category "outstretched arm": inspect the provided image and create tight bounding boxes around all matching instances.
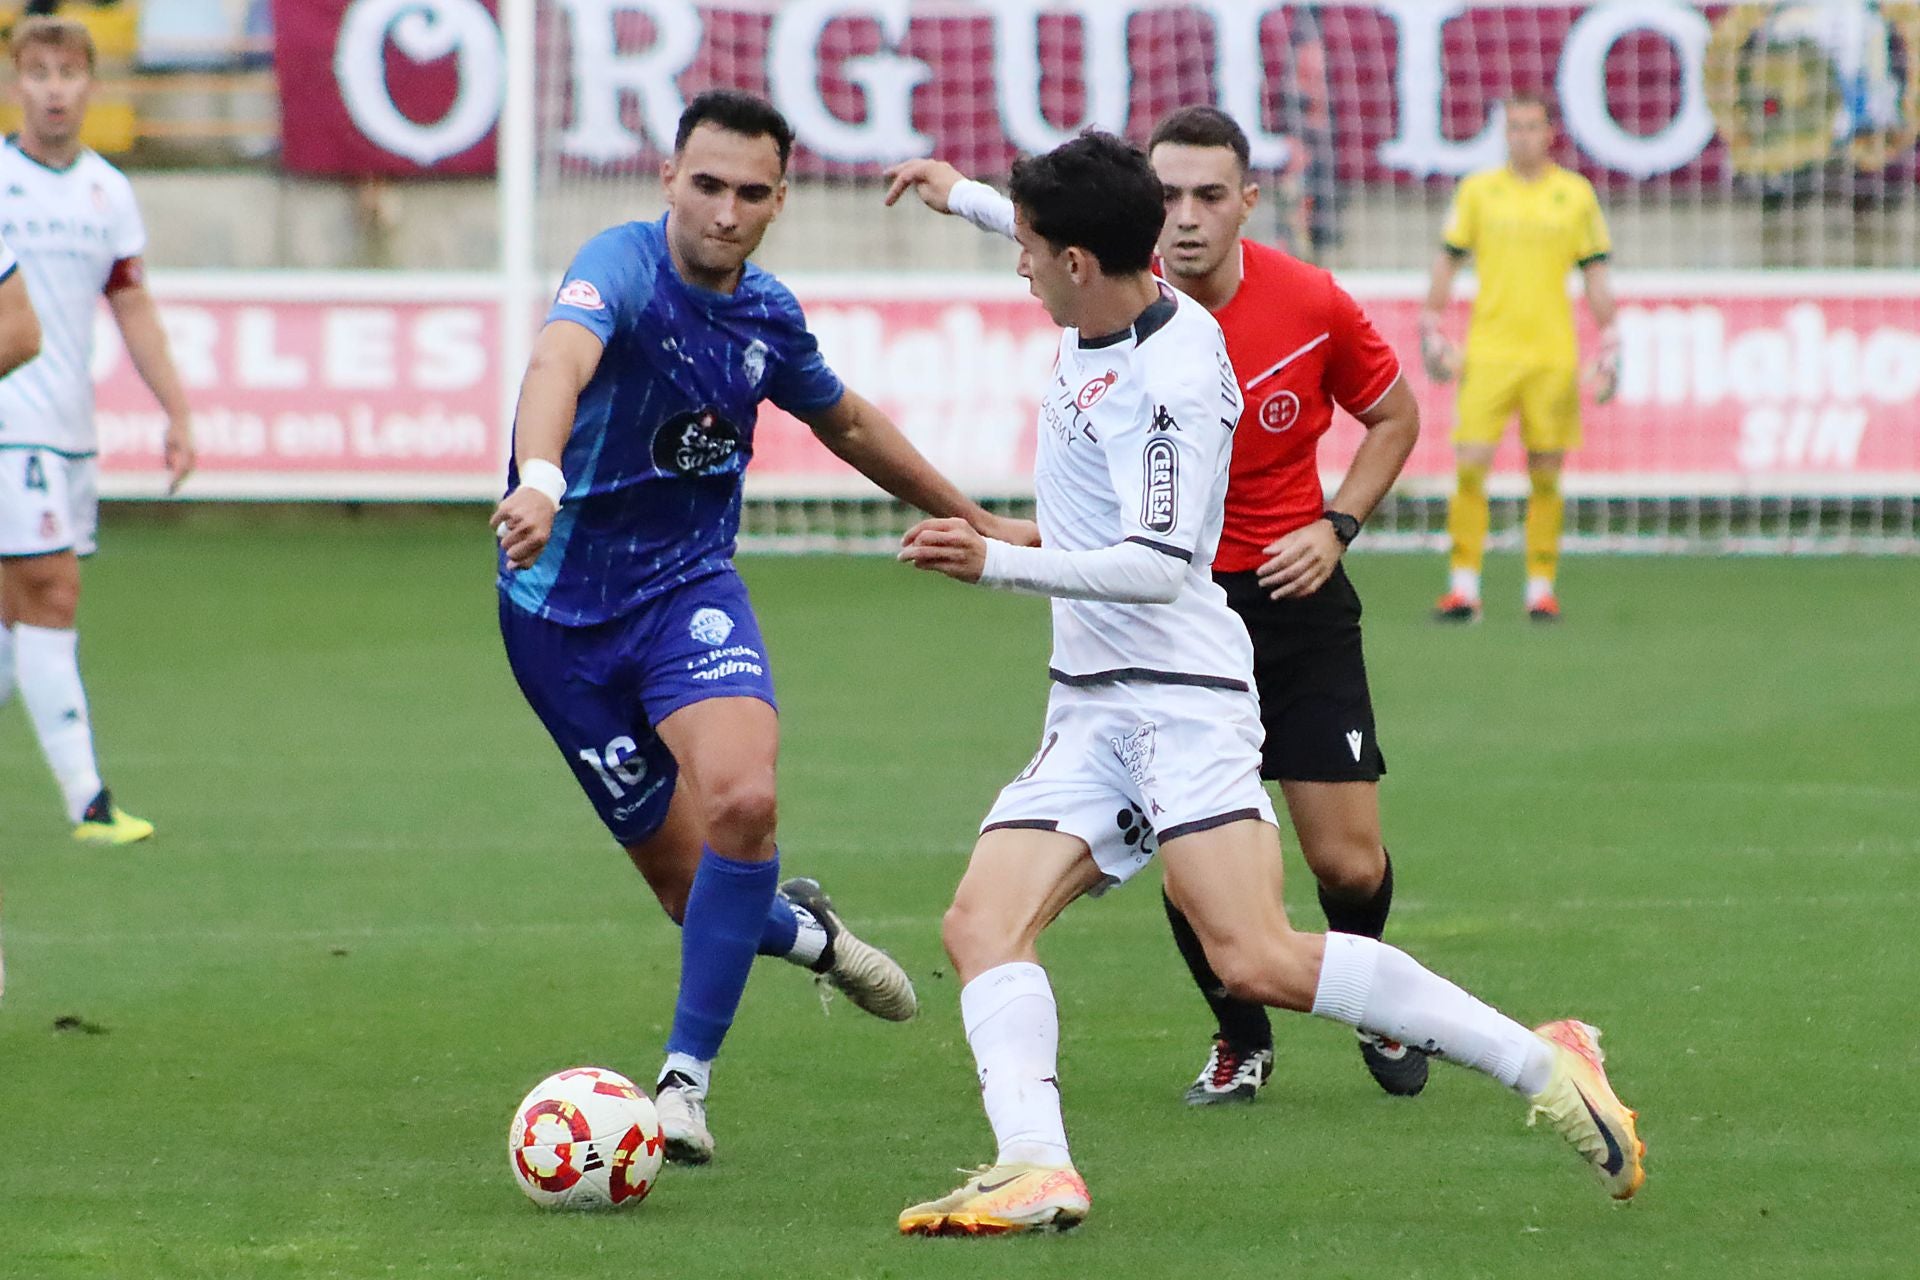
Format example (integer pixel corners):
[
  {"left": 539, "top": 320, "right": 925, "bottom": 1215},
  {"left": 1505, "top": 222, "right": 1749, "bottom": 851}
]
[
  {"left": 900, "top": 517, "right": 1182, "bottom": 604},
  {"left": 883, "top": 158, "right": 1017, "bottom": 240},
  {"left": 492, "top": 319, "right": 602, "bottom": 570},
  {"left": 799, "top": 387, "right": 1037, "bottom": 546}
]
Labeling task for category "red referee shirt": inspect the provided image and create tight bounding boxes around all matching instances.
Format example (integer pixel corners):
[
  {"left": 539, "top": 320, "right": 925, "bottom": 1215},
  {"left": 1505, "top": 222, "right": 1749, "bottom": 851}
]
[{"left": 1208, "top": 238, "right": 1402, "bottom": 574}]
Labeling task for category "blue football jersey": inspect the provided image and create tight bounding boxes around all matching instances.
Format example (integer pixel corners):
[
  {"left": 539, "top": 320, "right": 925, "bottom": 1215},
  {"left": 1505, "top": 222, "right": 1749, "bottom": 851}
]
[{"left": 500, "top": 215, "right": 845, "bottom": 625}]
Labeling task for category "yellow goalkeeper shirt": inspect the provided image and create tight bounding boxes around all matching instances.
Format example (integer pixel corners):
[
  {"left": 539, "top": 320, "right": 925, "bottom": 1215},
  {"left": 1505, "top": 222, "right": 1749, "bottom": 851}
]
[{"left": 1442, "top": 163, "right": 1610, "bottom": 368}]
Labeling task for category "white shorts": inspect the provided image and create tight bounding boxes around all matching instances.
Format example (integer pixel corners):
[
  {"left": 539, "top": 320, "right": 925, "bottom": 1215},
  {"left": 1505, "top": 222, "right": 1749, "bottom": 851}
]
[
  {"left": 0, "top": 450, "right": 98, "bottom": 558},
  {"left": 981, "top": 680, "right": 1278, "bottom": 889}
]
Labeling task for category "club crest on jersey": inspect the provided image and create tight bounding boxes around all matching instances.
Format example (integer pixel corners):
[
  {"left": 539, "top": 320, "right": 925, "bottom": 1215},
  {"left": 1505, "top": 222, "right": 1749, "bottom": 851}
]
[
  {"left": 1141, "top": 438, "right": 1179, "bottom": 534},
  {"left": 1260, "top": 390, "right": 1301, "bottom": 433},
  {"left": 1075, "top": 370, "right": 1117, "bottom": 410},
  {"left": 653, "top": 407, "right": 742, "bottom": 476},
  {"left": 557, "top": 278, "right": 605, "bottom": 311},
  {"left": 742, "top": 339, "right": 769, "bottom": 388},
  {"left": 689, "top": 608, "right": 735, "bottom": 647}
]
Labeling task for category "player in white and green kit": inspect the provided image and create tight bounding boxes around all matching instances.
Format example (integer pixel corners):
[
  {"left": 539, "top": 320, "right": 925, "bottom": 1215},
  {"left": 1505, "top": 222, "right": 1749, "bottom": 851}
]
[{"left": 0, "top": 17, "right": 196, "bottom": 844}]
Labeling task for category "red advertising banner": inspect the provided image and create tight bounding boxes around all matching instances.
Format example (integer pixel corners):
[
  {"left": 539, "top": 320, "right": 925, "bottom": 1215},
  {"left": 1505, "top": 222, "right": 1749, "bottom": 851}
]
[
  {"left": 95, "top": 274, "right": 1919, "bottom": 500},
  {"left": 278, "top": 2, "right": 1920, "bottom": 191},
  {"left": 96, "top": 279, "right": 504, "bottom": 498},
  {"left": 273, "top": 0, "right": 500, "bottom": 177},
  {"left": 748, "top": 274, "right": 1920, "bottom": 497}
]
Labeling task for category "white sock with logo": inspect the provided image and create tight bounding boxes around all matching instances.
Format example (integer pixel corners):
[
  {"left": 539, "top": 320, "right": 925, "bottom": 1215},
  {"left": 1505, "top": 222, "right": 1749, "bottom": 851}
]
[
  {"left": 0, "top": 622, "right": 14, "bottom": 705},
  {"left": 962, "top": 962, "right": 1070, "bottom": 1168},
  {"left": 16, "top": 624, "right": 104, "bottom": 823},
  {"left": 1311, "top": 933, "right": 1555, "bottom": 1096},
  {"left": 658, "top": 1051, "right": 711, "bottom": 1097},
  {"left": 783, "top": 902, "right": 829, "bottom": 968}
]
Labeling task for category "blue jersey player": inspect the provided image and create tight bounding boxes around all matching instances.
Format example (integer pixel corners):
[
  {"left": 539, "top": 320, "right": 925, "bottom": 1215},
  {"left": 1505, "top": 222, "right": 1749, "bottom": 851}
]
[{"left": 492, "top": 91, "right": 1034, "bottom": 1166}]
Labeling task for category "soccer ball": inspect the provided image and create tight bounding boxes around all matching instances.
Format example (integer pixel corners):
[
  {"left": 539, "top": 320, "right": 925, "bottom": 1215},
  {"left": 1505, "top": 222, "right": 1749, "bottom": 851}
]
[{"left": 508, "top": 1066, "right": 665, "bottom": 1209}]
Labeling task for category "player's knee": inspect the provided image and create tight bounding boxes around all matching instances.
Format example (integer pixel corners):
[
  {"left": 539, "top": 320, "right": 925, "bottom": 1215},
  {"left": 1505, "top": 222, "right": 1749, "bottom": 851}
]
[
  {"left": 1208, "top": 934, "right": 1318, "bottom": 1012},
  {"left": 940, "top": 896, "right": 1016, "bottom": 973},
  {"left": 1308, "top": 839, "right": 1386, "bottom": 899},
  {"left": 701, "top": 774, "right": 777, "bottom": 850},
  {"left": 15, "top": 572, "right": 78, "bottom": 626}
]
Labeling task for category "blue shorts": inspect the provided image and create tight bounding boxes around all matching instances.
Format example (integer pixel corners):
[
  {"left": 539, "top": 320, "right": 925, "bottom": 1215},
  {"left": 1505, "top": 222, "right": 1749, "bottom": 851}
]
[{"left": 499, "top": 569, "right": 777, "bottom": 845}]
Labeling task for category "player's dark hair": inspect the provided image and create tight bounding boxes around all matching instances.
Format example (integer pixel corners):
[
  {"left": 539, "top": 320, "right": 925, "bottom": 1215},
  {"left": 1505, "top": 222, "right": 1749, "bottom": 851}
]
[
  {"left": 1009, "top": 131, "right": 1162, "bottom": 276},
  {"left": 1148, "top": 106, "right": 1252, "bottom": 173},
  {"left": 1505, "top": 91, "right": 1558, "bottom": 123},
  {"left": 675, "top": 90, "right": 795, "bottom": 171}
]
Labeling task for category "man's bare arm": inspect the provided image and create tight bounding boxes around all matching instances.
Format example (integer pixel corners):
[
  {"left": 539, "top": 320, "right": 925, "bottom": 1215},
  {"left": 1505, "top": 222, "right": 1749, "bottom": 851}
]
[
  {"left": 799, "top": 388, "right": 1036, "bottom": 546},
  {"left": 492, "top": 319, "right": 603, "bottom": 569},
  {"left": 0, "top": 269, "right": 39, "bottom": 377},
  {"left": 108, "top": 279, "right": 195, "bottom": 492}
]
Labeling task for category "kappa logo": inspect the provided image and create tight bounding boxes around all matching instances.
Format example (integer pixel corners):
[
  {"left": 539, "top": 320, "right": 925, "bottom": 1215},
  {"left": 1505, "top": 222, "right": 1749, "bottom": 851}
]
[
  {"left": 1076, "top": 370, "right": 1118, "bottom": 410},
  {"left": 1346, "top": 729, "right": 1364, "bottom": 761},
  {"left": 1260, "top": 390, "right": 1302, "bottom": 433},
  {"left": 1150, "top": 403, "right": 1180, "bottom": 433},
  {"left": 689, "top": 608, "right": 735, "bottom": 647},
  {"left": 742, "top": 339, "right": 768, "bottom": 387},
  {"left": 1141, "top": 438, "right": 1179, "bottom": 534},
  {"left": 557, "top": 278, "right": 605, "bottom": 310},
  {"left": 1110, "top": 722, "right": 1158, "bottom": 788}
]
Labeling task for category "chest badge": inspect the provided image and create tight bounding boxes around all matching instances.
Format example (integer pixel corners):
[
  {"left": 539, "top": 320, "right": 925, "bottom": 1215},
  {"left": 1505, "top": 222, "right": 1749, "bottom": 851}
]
[
  {"left": 1075, "top": 370, "right": 1117, "bottom": 410},
  {"left": 1259, "top": 390, "right": 1301, "bottom": 433},
  {"left": 742, "top": 339, "right": 768, "bottom": 388}
]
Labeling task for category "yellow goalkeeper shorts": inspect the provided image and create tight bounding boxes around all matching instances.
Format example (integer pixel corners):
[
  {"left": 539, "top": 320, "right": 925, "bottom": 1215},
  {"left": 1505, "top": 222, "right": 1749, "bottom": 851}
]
[{"left": 1453, "top": 360, "right": 1582, "bottom": 452}]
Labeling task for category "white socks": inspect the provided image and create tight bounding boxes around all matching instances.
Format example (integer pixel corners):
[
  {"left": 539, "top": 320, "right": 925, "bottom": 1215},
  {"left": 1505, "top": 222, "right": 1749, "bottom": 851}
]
[
  {"left": 962, "top": 962, "right": 1070, "bottom": 1168},
  {"left": 1449, "top": 568, "right": 1482, "bottom": 601},
  {"left": 15, "top": 624, "right": 103, "bottom": 823},
  {"left": 0, "top": 622, "right": 14, "bottom": 705},
  {"left": 1526, "top": 575, "right": 1556, "bottom": 608},
  {"left": 1311, "top": 933, "right": 1556, "bottom": 1097},
  {"left": 785, "top": 903, "right": 829, "bottom": 968},
  {"left": 658, "top": 1051, "right": 711, "bottom": 1097}
]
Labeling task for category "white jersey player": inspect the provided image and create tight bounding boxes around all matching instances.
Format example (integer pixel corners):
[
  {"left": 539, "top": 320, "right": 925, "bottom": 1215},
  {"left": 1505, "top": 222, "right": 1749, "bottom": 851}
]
[
  {"left": 0, "top": 17, "right": 196, "bottom": 845},
  {"left": 891, "top": 132, "right": 1645, "bottom": 1236}
]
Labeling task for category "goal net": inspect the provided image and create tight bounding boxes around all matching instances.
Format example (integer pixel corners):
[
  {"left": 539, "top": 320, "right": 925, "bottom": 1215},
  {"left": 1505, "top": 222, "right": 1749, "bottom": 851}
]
[{"left": 515, "top": 1, "right": 1920, "bottom": 553}]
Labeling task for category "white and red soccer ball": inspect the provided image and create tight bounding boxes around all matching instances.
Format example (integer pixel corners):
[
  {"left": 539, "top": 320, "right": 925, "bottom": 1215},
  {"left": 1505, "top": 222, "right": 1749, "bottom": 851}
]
[{"left": 508, "top": 1067, "right": 664, "bottom": 1210}]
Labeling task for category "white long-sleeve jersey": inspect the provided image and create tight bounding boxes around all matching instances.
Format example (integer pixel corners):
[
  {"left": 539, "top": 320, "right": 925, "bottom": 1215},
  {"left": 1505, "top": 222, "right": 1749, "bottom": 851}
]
[
  {"left": 983, "top": 281, "right": 1255, "bottom": 692},
  {"left": 0, "top": 141, "right": 147, "bottom": 456}
]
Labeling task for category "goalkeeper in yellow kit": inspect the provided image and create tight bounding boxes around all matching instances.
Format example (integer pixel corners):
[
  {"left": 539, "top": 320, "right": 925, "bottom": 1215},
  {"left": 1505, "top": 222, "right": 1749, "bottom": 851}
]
[{"left": 1422, "top": 93, "right": 1617, "bottom": 622}]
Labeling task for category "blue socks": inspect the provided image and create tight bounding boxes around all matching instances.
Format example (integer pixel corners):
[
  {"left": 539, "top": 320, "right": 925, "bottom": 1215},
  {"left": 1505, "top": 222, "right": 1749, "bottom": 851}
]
[
  {"left": 758, "top": 893, "right": 799, "bottom": 957},
  {"left": 667, "top": 846, "right": 781, "bottom": 1062}
]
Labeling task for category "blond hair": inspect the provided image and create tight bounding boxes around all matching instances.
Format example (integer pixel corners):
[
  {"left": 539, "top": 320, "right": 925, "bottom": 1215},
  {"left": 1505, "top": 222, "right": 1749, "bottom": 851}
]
[{"left": 10, "top": 16, "right": 97, "bottom": 73}]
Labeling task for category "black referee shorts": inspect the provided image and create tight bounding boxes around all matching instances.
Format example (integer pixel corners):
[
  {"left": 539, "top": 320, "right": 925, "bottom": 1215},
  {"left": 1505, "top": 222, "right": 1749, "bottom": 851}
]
[{"left": 1216, "top": 562, "right": 1386, "bottom": 784}]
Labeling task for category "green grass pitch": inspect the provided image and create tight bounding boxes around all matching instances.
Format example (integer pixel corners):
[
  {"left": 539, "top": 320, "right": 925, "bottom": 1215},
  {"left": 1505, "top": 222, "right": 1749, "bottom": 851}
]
[{"left": 2, "top": 514, "right": 1916, "bottom": 1278}]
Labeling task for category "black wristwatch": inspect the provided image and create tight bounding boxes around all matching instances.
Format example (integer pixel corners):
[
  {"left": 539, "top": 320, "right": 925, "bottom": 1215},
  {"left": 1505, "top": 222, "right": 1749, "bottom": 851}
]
[{"left": 1322, "top": 510, "right": 1361, "bottom": 546}]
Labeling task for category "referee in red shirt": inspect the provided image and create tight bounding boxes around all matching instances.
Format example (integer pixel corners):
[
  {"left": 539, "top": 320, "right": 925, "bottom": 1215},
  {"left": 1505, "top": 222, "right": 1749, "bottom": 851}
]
[{"left": 886, "top": 106, "right": 1424, "bottom": 1104}]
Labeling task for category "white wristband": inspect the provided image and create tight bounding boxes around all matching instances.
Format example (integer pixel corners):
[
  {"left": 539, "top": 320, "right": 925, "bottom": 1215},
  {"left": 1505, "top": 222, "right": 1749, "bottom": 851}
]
[{"left": 518, "top": 458, "right": 566, "bottom": 508}]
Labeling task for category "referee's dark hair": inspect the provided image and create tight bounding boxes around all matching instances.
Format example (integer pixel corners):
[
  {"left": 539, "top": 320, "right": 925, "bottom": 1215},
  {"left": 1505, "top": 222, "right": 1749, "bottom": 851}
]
[
  {"left": 1009, "top": 131, "right": 1163, "bottom": 276},
  {"left": 675, "top": 90, "right": 795, "bottom": 171},
  {"left": 1148, "top": 105, "right": 1253, "bottom": 174}
]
